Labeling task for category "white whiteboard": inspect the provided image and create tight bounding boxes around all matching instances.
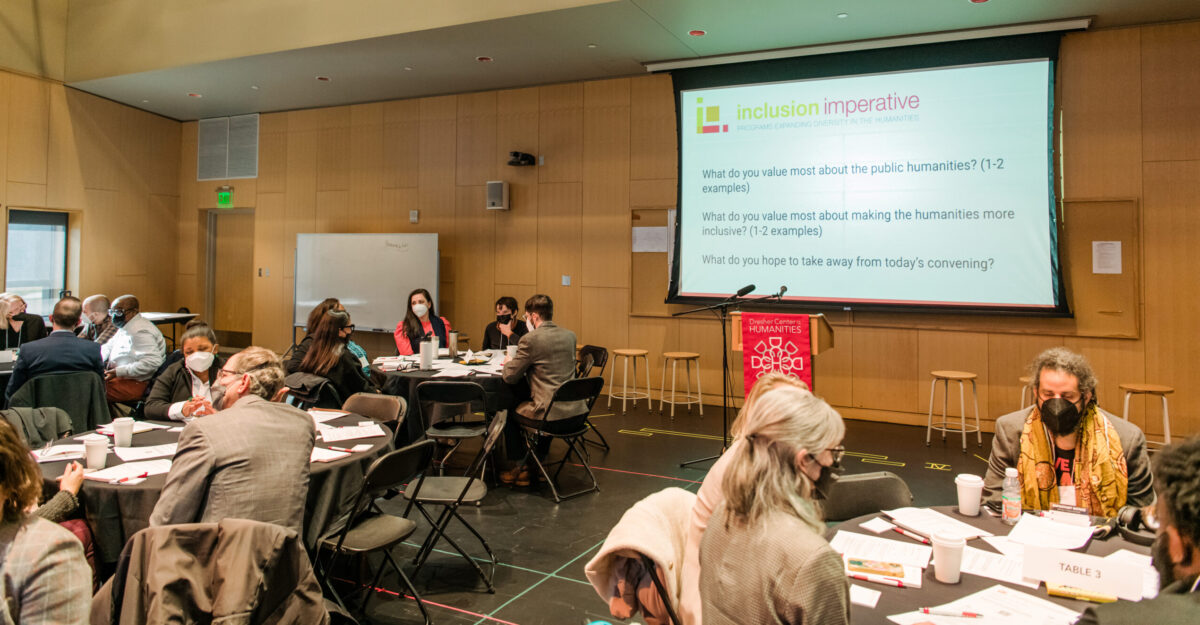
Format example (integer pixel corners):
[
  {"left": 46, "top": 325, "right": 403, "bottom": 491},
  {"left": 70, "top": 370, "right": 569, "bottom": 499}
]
[{"left": 293, "top": 233, "right": 439, "bottom": 332}]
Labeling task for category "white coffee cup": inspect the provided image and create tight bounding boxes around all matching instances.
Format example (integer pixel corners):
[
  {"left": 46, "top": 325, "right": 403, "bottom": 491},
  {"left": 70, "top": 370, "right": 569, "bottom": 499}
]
[
  {"left": 419, "top": 340, "right": 434, "bottom": 370},
  {"left": 112, "top": 417, "right": 135, "bottom": 447},
  {"left": 955, "top": 473, "right": 984, "bottom": 516},
  {"left": 506, "top": 345, "right": 518, "bottom": 360},
  {"left": 84, "top": 439, "right": 108, "bottom": 470},
  {"left": 931, "top": 532, "right": 966, "bottom": 584}
]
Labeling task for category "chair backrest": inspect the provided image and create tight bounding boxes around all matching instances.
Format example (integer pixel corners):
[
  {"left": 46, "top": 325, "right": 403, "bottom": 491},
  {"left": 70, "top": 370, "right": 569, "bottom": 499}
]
[
  {"left": 415, "top": 380, "right": 487, "bottom": 428},
  {"left": 465, "top": 410, "right": 507, "bottom": 477},
  {"left": 539, "top": 377, "right": 605, "bottom": 431},
  {"left": 10, "top": 370, "right": 108, "bottom": 434},
  {"left": 361, "top": 439, "right": 437, "bottom": 495},
  {"left": 577, "top": 345, "right": 608, "bottom": 378},
  {"left": 820, "top": 471, "right": 914, "bottom": 522},
  {"left": 341, "top": 392, "right": 405, "bottom": 425},
  {"left": 0, "top": 407, "right": 72, "bottom": 446}
]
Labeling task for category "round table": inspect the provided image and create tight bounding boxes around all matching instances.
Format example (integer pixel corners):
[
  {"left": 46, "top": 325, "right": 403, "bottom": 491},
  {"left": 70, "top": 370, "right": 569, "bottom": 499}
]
[
  {"left": 829, "top": 506, "right": 1152, "bottom": 624},
  {"left": 38, "top": 413, "right": 391, "bottom": 564},
  {"left": 383, "top": 364, "right": 515, "bottom": 446}
]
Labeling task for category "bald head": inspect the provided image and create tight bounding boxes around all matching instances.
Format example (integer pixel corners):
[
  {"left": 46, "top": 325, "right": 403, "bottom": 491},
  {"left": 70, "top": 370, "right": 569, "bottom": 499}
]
[
  {"left": 51, "top": 297, "right": 82, "bottom": 330},
  {"left": 112, "top": 295, "right": 139, "bottom": 315}
]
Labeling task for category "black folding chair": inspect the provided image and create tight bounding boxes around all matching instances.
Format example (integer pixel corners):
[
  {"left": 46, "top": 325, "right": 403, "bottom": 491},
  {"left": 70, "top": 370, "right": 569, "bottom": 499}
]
[
  {"left": 315, "top": 439, "right": 435, "bottom": 623},
  {"left": 513, "top": 376, "right": 604, "bottom": 503},
  {"left": 416, "top": 381, "right": 490, "bottom": 475},
  {"left": 403, "top": 411, "right": 506, "bottom": 593},
  {"left": 575, "top": 346, "right": 611, "bottom": 450}
]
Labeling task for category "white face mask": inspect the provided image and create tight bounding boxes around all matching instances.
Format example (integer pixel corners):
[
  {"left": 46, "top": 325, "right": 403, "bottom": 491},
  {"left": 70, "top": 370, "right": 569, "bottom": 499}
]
[
  {"left": 185, "top": 351, "right": 215, "bottom": 373},
  {"left": 412, "top": 303, "right": 429, "bottom": 318},
  {"left": 525, "top": 318, "right": 536, "bottom": 332}
]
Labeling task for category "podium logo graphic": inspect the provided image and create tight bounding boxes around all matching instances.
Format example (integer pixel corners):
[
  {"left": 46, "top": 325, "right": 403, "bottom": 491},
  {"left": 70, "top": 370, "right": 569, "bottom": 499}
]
[
  {"left": 749, "top": 336, "right": 803, "bottom": 376},
  {"left": 696, "top": 97, "right": 729, "bottom": 134}
]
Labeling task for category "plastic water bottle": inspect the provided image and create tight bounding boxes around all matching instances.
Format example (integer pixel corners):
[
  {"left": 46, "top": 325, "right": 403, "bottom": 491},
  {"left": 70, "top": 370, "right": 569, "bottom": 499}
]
[{"left": 1001, "top": 467, "right": 1021, "bottom": 525}]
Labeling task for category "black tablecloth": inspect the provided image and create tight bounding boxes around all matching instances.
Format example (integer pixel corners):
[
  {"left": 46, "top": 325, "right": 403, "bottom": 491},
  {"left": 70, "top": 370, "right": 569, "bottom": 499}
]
[
  {"left": 829, "top": 506, "right": 1152, "bottom": 624},
  {"left": 383, "top": 365, "right": 515, "bottom": 446},
  {"left": 38, "top": 414, "right": 391, "bottom": 564}
]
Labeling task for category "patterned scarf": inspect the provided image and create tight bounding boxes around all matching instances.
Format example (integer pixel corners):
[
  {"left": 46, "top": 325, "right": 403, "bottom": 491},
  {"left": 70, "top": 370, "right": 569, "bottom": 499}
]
[{"left": 1017, "top": 404, "right": 1128, "bottom": 517}]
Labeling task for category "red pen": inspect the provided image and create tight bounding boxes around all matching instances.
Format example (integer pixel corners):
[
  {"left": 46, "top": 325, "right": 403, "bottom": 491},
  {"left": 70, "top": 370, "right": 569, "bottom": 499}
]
[
  {"left": 328, "top": 447, "right": 355, "bottom": 453},
  {"left": 850, "top": 574, "right": 905, "bottom": 588},
  {"left": 920, "top": 608, "right": 983, "bottom": 618},
  {"left": 113, "top": 472, "right": 149, "bottom": 484},
  {"left": 893, "top": 527, "right": 931, "bottom": 544}
]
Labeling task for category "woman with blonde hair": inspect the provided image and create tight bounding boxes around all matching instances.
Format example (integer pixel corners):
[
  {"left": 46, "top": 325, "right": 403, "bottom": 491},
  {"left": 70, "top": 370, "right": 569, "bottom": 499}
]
[
  {"left": 699, "top": 383, "right": 848, "bottom": 624},
  {"left": 0, "top": 293, "right": 47, "bottom": 349}
]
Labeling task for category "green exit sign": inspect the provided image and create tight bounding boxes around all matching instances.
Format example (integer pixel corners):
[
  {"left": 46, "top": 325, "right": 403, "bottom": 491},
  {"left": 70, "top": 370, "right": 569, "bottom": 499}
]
[{"left": 217, "top": 189, "right": 233, "bottom": 209}]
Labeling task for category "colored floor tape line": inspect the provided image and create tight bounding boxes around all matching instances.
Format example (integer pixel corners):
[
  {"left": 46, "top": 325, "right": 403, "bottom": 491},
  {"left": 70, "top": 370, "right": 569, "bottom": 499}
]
[
  {"left": 861, "top": 458, "right": 905, "bottom": 467},
  {"left": 843, "top": 451, "right": 889, "bottom": 460},
  {"left": 924, "top": 462, "right": 952, "bottom": 471},
  {"left": 618, "top": 429, "right": 653, "bottom": 437},
  {"left": 637, "top": 427, "right": 725, "bottom": 441}
]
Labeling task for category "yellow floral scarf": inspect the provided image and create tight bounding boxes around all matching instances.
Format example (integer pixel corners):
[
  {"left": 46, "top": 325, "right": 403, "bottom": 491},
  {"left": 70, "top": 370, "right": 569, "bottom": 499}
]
[{"left": 1017, "top": 404, "right": 1128, "bottom": 517}]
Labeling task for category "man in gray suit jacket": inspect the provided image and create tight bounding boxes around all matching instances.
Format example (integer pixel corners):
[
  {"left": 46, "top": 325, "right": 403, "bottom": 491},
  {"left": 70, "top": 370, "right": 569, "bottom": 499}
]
[
  {"left": 149, "top": 346, "right": 315, "bottom": 534},
  {"left": 500, "top": 294, "right": 585, "bottom": 485}
]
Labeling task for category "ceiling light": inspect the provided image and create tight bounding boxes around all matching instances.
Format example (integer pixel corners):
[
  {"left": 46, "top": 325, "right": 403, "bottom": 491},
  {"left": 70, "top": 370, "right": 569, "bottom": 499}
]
[
  {"left": 315, "top": 75, "right": 331, "bottom": 82},
  {"left": 403, "top": 66, "right": 413, "bottom": 71},
  {"left": 250, "top": 85, "right": 259, "bottom": 90},
  {"left": 587, "top": 43, "right": 598, "bottom": 49},
  {"left": 476, "top": 56, "right": 493, "bottom": 62},
  {"left": 688, "top": 29, "right": 707, "bottom": 37},
  {"left": 837, "top": 13, "right": 848, "bottom": 18},
  {"left": 187, "top": 92, "right": 202, "bottom": 98}
]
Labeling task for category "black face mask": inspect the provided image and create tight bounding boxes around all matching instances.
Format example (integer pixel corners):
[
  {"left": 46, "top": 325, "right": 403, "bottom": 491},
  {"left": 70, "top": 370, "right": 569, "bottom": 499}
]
[
  {"left": 496, "top": 314, "right": 512, "bottom": 325},
  {"left": 810, "top": 460, "right": 844, "bottom": 500},
  {"left": 110, "top": 311, "right": 127, "bottom": 328},
  {"left": 1040, "top": 397, "right": 1083, "bottom": 435}
]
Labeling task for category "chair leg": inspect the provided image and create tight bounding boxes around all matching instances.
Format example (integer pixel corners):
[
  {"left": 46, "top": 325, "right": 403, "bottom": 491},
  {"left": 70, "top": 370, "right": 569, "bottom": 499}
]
[
  {"left": 941, "top": 380, "right": 948, "bottom": 442},
  {"left": 684, "top": 359, "right": 693, "bottom": 415},
  {"left": 583, "top": 416, "right": 611, "bottom": 450},
  {"left": 384, "top": 550, "right": 433, "bottom": 625},
  {"left": 607, "top": 358, "right": 616, "bottom": 409},
  {"left": 410, "top": 501, "right": 496, "bottom": 593},
  {"left": 972, "top": 380, "right": 981, "bottom": 447},
  {"left": 695, "top": 358, "right": 703, "bottom": 416},
  {"left": 926, "top": 378, "right": 937, "bottom": 446},
  {"left": 669, "top": 358, "right": 678, "bottom": 420},
  {"left": 1123, "top": 391, "right": 1131, "bottom": 421},
  {"left": 1161, "top": 395, "right": 1171, "bottom": 445},
  {"left": 621, "top": 356, "right": 629, "bottom": 415},
  {"left": 958, "top": 380, "right": 967, "bottom": 452},
  {"left": 659, "top": 357, "right": 667, "bottom": 415},
  {"left": 642, "top": 356, "right": 652, "bottom": 413}
]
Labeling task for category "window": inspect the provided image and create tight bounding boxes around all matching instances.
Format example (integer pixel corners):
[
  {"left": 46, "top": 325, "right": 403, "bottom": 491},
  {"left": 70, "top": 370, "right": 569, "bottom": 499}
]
[{"left": 6, "top": 209, "right": 68, "bottom": 316}]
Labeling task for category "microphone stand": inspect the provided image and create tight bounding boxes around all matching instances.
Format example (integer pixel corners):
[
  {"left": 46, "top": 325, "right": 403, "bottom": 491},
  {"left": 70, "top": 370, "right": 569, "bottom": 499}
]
[{"left": 674, "top": 295, "right": 743, "bottom": 468}]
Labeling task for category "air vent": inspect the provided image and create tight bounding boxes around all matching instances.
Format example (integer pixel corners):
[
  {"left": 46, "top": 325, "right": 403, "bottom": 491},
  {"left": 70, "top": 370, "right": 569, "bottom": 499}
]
[{"left": 197, "top": 114, "right": 258, "bottom": 180}]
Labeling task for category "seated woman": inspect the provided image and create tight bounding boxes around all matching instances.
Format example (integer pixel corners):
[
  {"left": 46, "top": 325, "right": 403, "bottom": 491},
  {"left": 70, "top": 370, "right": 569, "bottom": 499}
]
[
  {"left": 0, "top": 419, "right": 91, "bottom": 621},
  {"left": 288, "top": 298, "right": 373, "bottom": 376},
  {"left": 480, "top": 296, "right": 528, "bottom": 351},
  {"left": 393, "top": 288, "right": 451, "bottom": 356},
  {"left": 0, "top": 294, "right": 47, "bottom": 350},
  {"left": 698, "top": 383, "right": 849, "bottom": 625},
  {"left": 298, "top": 309, "right": 374, "bottom": 401},
  {"left": 145, "top": 320, "right": 224, "bottom": 421}
]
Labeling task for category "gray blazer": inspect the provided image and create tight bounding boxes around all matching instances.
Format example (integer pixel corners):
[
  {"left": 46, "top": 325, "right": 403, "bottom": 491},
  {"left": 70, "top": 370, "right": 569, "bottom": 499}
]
[
  {"left": 502, "top": 321, "right": 585, "bottom": 421},
  {"left": 983, "top": 406, "right": 1154, "bottom": 510},
  {"left": 149, "top": 395, "right": 316, "bottom": 534}
]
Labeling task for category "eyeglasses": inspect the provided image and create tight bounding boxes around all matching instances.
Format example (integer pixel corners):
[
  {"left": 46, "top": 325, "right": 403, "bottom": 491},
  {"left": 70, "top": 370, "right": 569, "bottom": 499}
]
[
  {"left": 825, "top": 445, "right": 846, "bottom": 466},
  {"left": 344, "top": 324, "right": 355, "bottom": 332},
  {"left": 217, "top": 367, "right": 243, "bottom": 378}
]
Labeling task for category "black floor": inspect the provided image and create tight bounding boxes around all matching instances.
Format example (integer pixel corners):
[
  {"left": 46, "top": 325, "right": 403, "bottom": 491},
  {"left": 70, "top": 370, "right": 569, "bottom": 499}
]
[{"left": 346, "top": 398, "right": 994, "bottom": 624}]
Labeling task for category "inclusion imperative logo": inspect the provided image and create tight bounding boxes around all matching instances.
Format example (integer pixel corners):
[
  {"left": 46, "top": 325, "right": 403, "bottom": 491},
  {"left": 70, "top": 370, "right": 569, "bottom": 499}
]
[{"left": 695, "top": 97, "right": 729, "bottom": 134}]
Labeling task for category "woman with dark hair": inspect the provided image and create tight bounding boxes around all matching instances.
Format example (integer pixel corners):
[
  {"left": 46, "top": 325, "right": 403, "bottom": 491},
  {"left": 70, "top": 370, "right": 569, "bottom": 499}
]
[
  {"left": 393, "top": 288, "right": 451, "bottom": 355},
  {"left": 287, "top": 298, "right": 372, "bottom": 375},
  {"left": 480, "top": 295, "right": 528, "bottom": 350},
  {"left": 298, "top": 309, "right": 374, "bottom": 400},
  {"left": 0, "top": 419, "right": 91, "bottom": 621},
  {"left": 145, "top": 320, "right": 225, "bottom": 421}
]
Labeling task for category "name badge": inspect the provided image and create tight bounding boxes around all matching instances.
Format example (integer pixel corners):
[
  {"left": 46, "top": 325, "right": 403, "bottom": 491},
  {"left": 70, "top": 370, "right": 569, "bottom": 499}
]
[
  {"left": 1022, "top": 546, "right": 1142, "bottom": 601},
  {"left": 1058, "top": 485, "right": 1076, "bottom": 507}
]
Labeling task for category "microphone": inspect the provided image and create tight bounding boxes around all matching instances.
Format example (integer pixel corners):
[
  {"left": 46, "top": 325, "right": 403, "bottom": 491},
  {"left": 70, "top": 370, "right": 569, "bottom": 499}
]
[
  {"left": 774, "top": 285, "right": 788, "bottom": 299},
  {"left": 734, "top": 284, "right": 756, "bottom": 298}
]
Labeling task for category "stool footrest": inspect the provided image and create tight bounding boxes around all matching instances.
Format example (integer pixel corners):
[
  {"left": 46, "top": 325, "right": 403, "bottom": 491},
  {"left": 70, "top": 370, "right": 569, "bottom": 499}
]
[{"left": 929, "top": 421, "right": 981, "bottom": 435}]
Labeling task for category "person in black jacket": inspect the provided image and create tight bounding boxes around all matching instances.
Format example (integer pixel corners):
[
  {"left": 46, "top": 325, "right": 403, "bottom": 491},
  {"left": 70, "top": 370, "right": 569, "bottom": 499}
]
[
  {"left": 4, "top": 296, "right": 103, "bottom": 402},
  {"left": 0, "top": 293, "right": 47, "bottom": 350},
  {"left": 144, "top": 320, "right": 224, "bottom": 421},
  {"left": 296, "top": 309, "right": 374, "bottom": 402},
  {"left": 480, "top": 296, "right": 528, "bottom": 351}
]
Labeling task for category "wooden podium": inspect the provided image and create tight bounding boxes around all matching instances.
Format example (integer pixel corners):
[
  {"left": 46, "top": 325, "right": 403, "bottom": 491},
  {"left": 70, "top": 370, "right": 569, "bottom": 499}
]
[{"left": 730, "top": 312, "right": 835, "bottom": 354}]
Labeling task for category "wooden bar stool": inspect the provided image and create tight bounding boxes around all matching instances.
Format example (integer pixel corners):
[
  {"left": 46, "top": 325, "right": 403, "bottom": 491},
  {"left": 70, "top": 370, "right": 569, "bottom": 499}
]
[
  {"left": 607, "top": 349, "right": 651, "bottom": 415},
  {"left": 1119, "top": 383, "right": 1174, "bottom": 446},
  {"left": 925, "top": 370, "right": 982, "bottom": 452},
  {"left": 1018, "top": 376, "right": 1033, "bottom": 410},
  {"left": 659, "top": 352, "right": 703, "bottom": 419}
]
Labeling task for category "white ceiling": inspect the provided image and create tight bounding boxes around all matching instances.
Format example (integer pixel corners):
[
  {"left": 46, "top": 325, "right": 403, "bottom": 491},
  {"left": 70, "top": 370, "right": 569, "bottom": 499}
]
[{"left": 67, "top": 0, "right": 1200, "bottom": 121}]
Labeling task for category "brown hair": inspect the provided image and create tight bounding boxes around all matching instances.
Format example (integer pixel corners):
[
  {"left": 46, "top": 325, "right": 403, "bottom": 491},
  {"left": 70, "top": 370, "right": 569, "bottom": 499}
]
[
  {"left": 180, "top": 319, "right": 218, "bottom": 346},
  {"left": 524, "top": 294, "right": 553, "bottom": 321},
  {"left": 306, "top": 298, "right": 342, "bottom": 334},
  {"left": 402, "top": 288, "right": 436, "bottom": 339},
  {"left": 0, "top": 420, "right": 41, "bottom": 523},
  {"left": 299, "top": 310, "right": 351, "bottom": 376}
]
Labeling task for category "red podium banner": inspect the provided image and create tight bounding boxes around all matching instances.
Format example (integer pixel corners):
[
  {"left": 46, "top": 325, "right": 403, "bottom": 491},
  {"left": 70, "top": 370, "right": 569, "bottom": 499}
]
[{"left": 741, "top": 312, "right": 812, "bottom": 395}]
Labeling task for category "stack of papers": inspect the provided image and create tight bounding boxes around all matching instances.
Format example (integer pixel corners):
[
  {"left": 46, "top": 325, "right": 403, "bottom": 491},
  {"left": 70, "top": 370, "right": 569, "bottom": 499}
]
[
  {"left": 310, "top": 447, "right": 351, "bottom": 463},
  {"left": 829, "top": 531, "right": 933, "bottom": 568},
  {"left": 1104, "top": 549, "right": 1159, "bottom": 599},
  {"left": 97, "top": 421, "right": 168, "bottom": 436},
  {"left": 33, "top": 445, "right": 87, "bottom": 463},
  {"left": 1006, "top": 514, "right": 1093, "bottom": 550},
  {"left": 958, "top": 546, "right": 1040, "bottom": 589},
  {"left": 113, "top": 443, "right": 178, "bottom": 462},
  {"left": 888, "top": 584, "right": 1080, "bottom": 625},
  {"left": 308, "top": 409, "right": 349, "bottom": 424},
  {"left": 83, "top": 459, "right": 172, "bottom": 485},
  {"left": 884, "top": 507, "right": 994, "bottom": 540},
  {"left": 320, "top": 422, "right": 387, "bottom": 443}
]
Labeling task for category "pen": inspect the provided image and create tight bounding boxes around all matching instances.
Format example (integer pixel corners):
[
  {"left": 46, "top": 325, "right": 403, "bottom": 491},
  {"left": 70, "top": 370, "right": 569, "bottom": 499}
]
[
  {"left": 893, "top": 527, "right": 931, "bottom": 544},
  {"left": 920, "top": 608, "right": 983, "bottom": 618},
  {"left": 328, "top": 447, "right": 355, "bottom": 453},
  {"left": 110, "top": 472, "right": 149, "bottom": 484},
  {"left": 850, "top": 574, "right": 905, "bottom": 588}
]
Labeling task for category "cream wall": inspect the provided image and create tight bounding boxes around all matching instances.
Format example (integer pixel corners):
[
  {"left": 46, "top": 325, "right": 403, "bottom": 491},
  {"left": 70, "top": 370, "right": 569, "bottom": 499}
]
[
  {"left": 174, "top": 21, "right": 1200, "bottom": 440},
  {"left": 0, "top": 0, "right": 67, "bottom": 81}
]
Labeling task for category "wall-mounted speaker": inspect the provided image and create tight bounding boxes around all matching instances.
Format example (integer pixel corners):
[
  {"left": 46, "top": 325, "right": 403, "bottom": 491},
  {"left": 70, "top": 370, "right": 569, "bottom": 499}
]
[{"left": 486, "top": 181, "right": 509, "bottom": 210}]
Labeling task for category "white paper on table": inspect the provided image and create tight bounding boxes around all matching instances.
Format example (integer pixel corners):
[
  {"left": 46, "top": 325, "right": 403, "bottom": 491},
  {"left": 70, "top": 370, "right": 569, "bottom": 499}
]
[
  {"left": 168, "top": 426, "right": 185, "bottom": 432},
  {"left": 83, "top": 459, "right": 172, "bottom": 485},
  {"left": 849, "top": 584, "right": 881, "bottom": 608},
  {"left": 982, "top": 535, "right": 1025, "bottom": 559},
  {"left": 475, "top": 364, "right": 503, "bottom": 375},
  {"left": 308, "top": 409, "right": 349, "bottom": 423},
  {"left": 33, "top": 445, "right": 87, "bottom": 463},
  {"left": 887, "top": 584, "right": 1080, "bottom": 625},
  {"left": 859, "top": 517, "right": 897, "bottom": 534},
  {"left": 74, "top": 433, "right": 109, "bottom": 442},
  {"left": 310, "top": 447, "right": 351, "bottom": 463},
  {"left": 1006, "top": 514, "right": 1093, "bottom": 550},
  {"left": 843, "top": 555, "right": 923, "bottom": 588},
  {"left": 114, "top": 443, "right": 178, "bottom": 462},
  {"left": 1103, "top": 549, "right": 1159, "bottom": 599},
  {"left": 958, "top": 546, "right": 1040, "bottom": 589},
  {"left": 829, "top": 530, "right": 932, "bottom": 569},
  {"left": 884, "top": 507, "right": 993, "bottom": 540},
  {"left": 320, "top": 423, "right": 387, "bottom": 443},
  {"left": 98, "top": 421, "right": 168, "bottom": 435}
]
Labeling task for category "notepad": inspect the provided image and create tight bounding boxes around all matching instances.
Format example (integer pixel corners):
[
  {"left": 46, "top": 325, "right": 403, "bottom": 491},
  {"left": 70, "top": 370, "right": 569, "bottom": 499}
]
[
  {"left": 310, "top": 447, "right": 351, "bottom": 463},
  {"left": 829, "top": 530, "right": 932, "bottom": 569},
  {"left": 308, "top": 409, "right": 349, "bottom": 423},
  {"left": 33, "top": 445, "right": 87, "bottom": 463},
  {"left": 319, "top": 422, "right": 387, "bottom": 443},
  {"left": 83, "top": 459, "right": 172, "bottom": 485},
  {"left": 114, "top": 443, "right": 178, "bottom": 462}
]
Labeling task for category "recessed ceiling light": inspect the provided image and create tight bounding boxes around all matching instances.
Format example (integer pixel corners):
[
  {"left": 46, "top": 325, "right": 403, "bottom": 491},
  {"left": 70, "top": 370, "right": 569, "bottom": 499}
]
[
  {"left": 187, "top": 92, "right": 202, "bottom": 98},
  {"left": 315, "top": 75, "right": 331, "bottom": 82},
  {"left": 476, "top": 56, "right": 493, "bottom": 62},
  {"left": 837, "top": 13, "right": 849, "bottom": 19},
  {"left": 586, "top": 43, "right": 598, "bottom": 49},
  {"left": 688, "top": 29, "right": 707, "bottom": 37},
  {"left": 403, "top": 66, "right": 413, "bottom": 71},
  {"left": 250, "top": 85, "right": 259, "bottom": 90}
]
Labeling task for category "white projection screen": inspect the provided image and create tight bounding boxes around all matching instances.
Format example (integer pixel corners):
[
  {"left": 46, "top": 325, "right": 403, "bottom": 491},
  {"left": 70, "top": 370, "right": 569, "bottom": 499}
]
[{"left": 670, "top": 53, "right": 1067, "bottom": 314}]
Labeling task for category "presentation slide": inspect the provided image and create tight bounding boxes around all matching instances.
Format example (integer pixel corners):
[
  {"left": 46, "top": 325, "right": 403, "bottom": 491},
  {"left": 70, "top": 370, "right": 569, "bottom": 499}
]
[{"left": 675, "top": 60, "right": 1060, "bottom": 310}]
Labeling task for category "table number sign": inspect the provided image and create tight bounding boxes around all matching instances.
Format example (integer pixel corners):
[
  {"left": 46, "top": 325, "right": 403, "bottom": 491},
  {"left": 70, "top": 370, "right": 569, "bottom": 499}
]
[{"left": 1022, "top": 546, "right": 1143, "bottom": 601}]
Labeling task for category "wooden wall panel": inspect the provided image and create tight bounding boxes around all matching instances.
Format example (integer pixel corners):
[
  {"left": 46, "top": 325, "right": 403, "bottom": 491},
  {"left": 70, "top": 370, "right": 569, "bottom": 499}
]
[
  {"left": 0, "top": 73, "right": 7, "bottom": 204},
  {"left": 677, "top": 316, "right": 726, "bottom": 404},
  {"left": 581, "top": 286, "right": 629, "bottom": 354},
  {"left": 630, "top": 179, "right": 676, "bottom": 209},
  {"left": 253, "top": 193, "right": 290, "bottom": 352},
  {"left": 582, "top": 80, "right": 631, "bottom": 290},
  {"left": 630, "top": 74, "right": 676, "bottom": 181},
  {"left": 538, "top": 105, "right": 583, "bottom": 183},
  {"left": 316, "top": 125, "right": 351, "bottom": 191},
  {"left": 814, "top": 325, "right": 853, "bottom": 406},
  {"left": 283, "top": 129, "right": 317, "bottom": 278},
  {"left": 212, "top": 212, "right": 254, "bottom": 333},
  {"left": 1141, "top": 22, "right": 1200, "bottom": 162},
  {"left": 494, "top": 88, "right": 539, "bottom": 281},
  {"left": 46, "top": 85, "right": 86, "bottom": 209},
  {"left": 1063, "top": 335, "right": 1147, "bottom": 431},
  {"left": 453, "top": 185, "right": 495, "bottom": 339},
  {"left": 257, "top": 129, "right": 287, "bottom": 194},
  {"left": 625, "top": 316, "right": 679, "bottom": 389},
  {"left": 456, "top": 92, "right": 497, "bottom": 186},
  {"left": 536, "top": 182, "right": 582, "bottom": 333},
  {"left": 985, "top": 333, "right": 1064, "bottom": 419},
  {"left": 7, "top": 74, "right": 48, "bottom": 185},
  {"left": 851, "top": 327, "right": 919, "bottom": 412}
]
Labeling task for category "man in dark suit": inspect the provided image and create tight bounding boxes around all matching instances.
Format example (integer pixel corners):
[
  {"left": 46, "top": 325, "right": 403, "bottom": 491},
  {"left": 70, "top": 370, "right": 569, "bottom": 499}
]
[
  {"left": 5, "top": 296, "right": 103, "bottom": 402},
  {"left": 500, "top": 294, "right": 585, "bottom": 485}
]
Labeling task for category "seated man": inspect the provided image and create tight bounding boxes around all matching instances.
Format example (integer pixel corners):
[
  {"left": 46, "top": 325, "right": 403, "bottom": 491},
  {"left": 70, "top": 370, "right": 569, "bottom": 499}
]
[
  {"left": 79, "top": 294, "right": 117, "bottom": 344},
  {"left": 100, "top": 294, "right": 165, "bottom": 402},
  {"left": 984, "top": 347, "right": 1153, "bottom": 517},
  {"left": 499, "top": 294, "right": 586, "bottom": 485},
  {"left": 1076, "top": 437, "right": 1200, "bottom": 623},
  {"left": 5, "top": 296, "right": 103, "bottom": 401},
  {"left": 149, "top": 347, "right": 315, "bottom": 534}
]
